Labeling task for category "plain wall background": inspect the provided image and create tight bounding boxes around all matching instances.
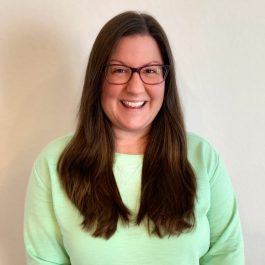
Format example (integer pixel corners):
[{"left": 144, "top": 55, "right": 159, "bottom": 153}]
[{"left": 1, "top": 0, "right": 265, "bottom": 264}]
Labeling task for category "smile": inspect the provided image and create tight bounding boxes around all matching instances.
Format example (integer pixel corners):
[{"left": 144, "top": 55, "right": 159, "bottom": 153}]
[{"left": 121, "top": 100, "right": 146, "bottom": 108}]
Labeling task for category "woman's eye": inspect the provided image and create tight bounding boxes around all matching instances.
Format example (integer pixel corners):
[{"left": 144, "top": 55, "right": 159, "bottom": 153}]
[
  {"left": 145, "top": 69, "right": 155, "bottom": 73},
  {"left": 143, "top": 66, "right": 162, "bottom": 75},
  {"left": 111, "top": 67, "right": 128, "bottom": 74}
]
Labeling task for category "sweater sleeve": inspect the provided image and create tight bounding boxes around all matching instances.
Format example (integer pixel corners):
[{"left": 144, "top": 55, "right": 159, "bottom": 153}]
[
  {"left": 24, "top": 156, "right": 71, "bottom": 265},
  {"left": 200, "top": 154, "right": 244, "bottom": 265}
]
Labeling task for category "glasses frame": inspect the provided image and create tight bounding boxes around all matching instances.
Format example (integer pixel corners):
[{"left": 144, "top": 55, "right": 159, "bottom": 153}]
[{"left": 104, "top": 64, "right": 170, "bottom": 85}]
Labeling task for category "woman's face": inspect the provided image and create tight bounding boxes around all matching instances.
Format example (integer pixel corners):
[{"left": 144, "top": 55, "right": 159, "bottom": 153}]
[{"left": 101, "top": 34, "right": 165, "bottom": 138}]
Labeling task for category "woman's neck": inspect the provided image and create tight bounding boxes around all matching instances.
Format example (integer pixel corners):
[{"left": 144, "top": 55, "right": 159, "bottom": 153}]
[{"left": 114, "top": 129, "right": 148, "bottom": 154}]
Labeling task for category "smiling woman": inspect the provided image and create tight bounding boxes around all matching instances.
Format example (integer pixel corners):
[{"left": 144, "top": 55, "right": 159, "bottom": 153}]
[
  {"left": 101, "top": 35, "right": 166, "bottom": 152},
  {"left": 24, "top": 11, "right": 244, "bottom": 265}
]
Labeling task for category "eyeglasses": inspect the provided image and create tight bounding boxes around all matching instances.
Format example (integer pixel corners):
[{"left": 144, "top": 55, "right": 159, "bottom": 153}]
[{"left": 104, "top": 64, "right": 170, "bottom": 85}]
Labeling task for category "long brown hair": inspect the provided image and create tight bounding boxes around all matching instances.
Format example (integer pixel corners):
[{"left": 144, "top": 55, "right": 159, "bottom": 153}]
[{"left": 57, "top": 11, "right": 197, "bottom": 239}]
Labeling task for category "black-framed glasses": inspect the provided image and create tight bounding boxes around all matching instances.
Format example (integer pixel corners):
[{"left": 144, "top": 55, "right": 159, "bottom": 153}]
[{"left": 104, "top": 64, "right": 170, "bottom": 85}]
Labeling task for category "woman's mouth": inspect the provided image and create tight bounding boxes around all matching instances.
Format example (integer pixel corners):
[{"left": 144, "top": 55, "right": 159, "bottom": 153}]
[{"left": 121, "top": 100, "right": 146, "bottom": 109}]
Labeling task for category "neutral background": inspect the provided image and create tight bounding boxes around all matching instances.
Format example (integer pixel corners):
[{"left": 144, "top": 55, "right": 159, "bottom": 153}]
[{"left": 1, "top": 0, "right": 264, "bottom": 264}]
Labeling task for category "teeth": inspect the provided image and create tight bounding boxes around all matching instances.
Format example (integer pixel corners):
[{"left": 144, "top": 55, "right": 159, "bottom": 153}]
[{"left": 122, "top": 101, "right": 145, "bottom": 108}]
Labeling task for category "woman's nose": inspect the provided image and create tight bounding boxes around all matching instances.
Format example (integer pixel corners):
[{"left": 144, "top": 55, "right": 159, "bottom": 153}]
[{"left": 125, "top": 72, "right": 145, "bottom": 94}]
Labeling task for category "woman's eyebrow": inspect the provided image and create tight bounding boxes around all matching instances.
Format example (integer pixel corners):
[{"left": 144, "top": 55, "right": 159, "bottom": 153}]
[
  {"left": 109, "top": 59, "right": 125, "bottom": 64},
  {"left": 109, "top": 59, "right": 163, "bottom": 66}
]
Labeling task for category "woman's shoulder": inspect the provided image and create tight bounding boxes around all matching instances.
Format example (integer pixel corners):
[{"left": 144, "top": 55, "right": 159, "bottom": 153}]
[
  {"left": 187, "top": 131, "right": 217, "bottom": 153},
  {"left": 187, "top": 131, "right": 211, "bottom": 146},
  {"left": 34, "top": 133, "right": 74, "bottom": 166},
  {"left": 186, "top": 132, "right": 220, "bottom": 174}
]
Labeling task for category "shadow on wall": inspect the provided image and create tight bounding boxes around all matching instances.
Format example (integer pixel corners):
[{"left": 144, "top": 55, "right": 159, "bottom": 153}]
[{"left": 0, "top": 18, "right": 79, "bottom": 264}]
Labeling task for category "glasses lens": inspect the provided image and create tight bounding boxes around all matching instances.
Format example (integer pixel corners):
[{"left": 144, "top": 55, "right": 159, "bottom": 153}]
[
  {"left": 140, "top": 65, "right": 167, "bottom": 84},
  {"left": 105, "top": 65, "right": 131, "bottom": 84}
]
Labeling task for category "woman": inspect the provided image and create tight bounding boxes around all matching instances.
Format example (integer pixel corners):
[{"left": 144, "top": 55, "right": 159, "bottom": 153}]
[{"left": 24, "top": 11, "right": 244, "bottom": 264}]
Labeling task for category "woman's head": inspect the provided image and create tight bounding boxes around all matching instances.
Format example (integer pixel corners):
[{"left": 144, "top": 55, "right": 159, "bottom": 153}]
[
  {"left": 101, "top": 34, "right": 166, "bottom": 139},
  {"left": 78, "top": 11, "right": 179, "bottom": 137}
]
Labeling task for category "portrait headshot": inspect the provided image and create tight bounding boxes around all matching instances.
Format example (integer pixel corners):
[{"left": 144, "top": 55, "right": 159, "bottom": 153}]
[{"left": 1, "top": 1, "right": 265, "bottom": 265}]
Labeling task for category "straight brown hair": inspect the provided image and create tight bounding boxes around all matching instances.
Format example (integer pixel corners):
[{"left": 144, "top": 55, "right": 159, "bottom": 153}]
[{"left": 57, "top": 11, "right": 197, "bottom": 239}]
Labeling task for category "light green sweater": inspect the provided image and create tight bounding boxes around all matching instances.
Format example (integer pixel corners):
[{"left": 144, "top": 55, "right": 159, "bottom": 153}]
[{"left": 24, "top": 133, "right": 244, "bottom": 264}]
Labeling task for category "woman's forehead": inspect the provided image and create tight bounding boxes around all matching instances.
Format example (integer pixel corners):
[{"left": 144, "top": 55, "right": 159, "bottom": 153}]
[{"left": 109, "top": 35, "right": 163, "bottom": 67}]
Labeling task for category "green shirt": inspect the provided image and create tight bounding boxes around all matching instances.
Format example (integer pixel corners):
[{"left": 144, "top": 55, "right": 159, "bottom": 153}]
[{"left": 24, "top": 133, "right": 244, "bottom": 264}]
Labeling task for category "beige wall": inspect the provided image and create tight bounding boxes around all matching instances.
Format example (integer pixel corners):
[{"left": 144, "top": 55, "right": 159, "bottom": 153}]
[{"left": 1, "top": 0, "right": 265, "bottom": 264}]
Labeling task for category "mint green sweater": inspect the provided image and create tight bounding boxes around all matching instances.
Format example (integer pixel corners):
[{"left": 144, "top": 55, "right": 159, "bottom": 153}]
[{"left": 24, "top": 133, "right": 244, "bottom": 264}]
